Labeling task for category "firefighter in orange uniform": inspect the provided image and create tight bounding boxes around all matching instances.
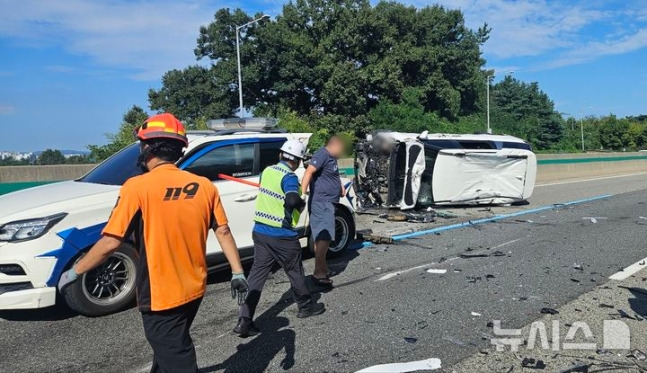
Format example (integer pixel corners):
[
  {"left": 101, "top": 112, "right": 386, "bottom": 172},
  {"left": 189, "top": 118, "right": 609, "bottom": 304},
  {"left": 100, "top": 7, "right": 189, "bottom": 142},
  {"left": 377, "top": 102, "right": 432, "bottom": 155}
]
[{"left": 58, "top": 113, "right": 248, "bottom": 373}]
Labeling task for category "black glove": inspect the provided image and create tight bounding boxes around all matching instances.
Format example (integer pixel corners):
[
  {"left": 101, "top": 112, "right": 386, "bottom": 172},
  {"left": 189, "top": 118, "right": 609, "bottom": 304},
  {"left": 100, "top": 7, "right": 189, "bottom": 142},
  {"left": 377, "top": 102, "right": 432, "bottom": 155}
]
[{"left": 231, "top": 272, "right": 249, "bottom": 306}]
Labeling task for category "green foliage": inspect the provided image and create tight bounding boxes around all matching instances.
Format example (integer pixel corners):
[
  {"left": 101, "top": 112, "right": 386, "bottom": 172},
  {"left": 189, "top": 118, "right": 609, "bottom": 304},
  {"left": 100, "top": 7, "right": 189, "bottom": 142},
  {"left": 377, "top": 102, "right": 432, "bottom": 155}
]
[
  {"left": 149, "top": 66, "right": 236, "bottom": 126},
  {"left": 0, "top": 157, "right": 30, "bottom": 166},
  {"left": 37, "top": 149, "right": 66, "bottom": 165},
  {"left": 490, "top": 76, "right": 564, "bottom": 149},
  {"left": 153, "top": 1, "right": 488, "bottom": 127},
  {"left": 88, "top": 105, "right": 148, "bottom": 161}
]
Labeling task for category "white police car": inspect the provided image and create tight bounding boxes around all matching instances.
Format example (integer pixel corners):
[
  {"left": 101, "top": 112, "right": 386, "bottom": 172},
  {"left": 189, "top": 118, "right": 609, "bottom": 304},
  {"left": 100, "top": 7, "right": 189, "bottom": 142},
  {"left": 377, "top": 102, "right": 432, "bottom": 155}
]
[{"left": 0, "top": 119, "right": 356, "bottom": 316}]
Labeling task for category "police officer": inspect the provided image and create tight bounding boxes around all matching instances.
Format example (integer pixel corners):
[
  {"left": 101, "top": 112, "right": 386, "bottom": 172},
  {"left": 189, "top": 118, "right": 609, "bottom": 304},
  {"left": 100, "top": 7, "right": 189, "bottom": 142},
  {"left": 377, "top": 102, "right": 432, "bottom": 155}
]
[
  {"left": 58, "top": 113, "right": 249, "bottom": 373},
  {"left": 234, "top": 140, "right": 325, "bottom": 337}
]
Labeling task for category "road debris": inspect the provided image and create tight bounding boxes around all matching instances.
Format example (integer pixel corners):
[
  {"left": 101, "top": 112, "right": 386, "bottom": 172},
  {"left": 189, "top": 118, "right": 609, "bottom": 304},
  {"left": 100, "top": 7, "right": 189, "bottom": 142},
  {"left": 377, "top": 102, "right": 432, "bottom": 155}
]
[
  {"left": 628, "top": 349, "right": 647, "bottom": 361},
  {"left": 387, "top": 214, "right": 408, "bottom": 222},
  {"left": 466, "top": 276, "right": 482, "bottom": 283},
  {"left": 404, "top": 212, "right": 436, "bottom": 223},
  {"left": 598, "top": 303, "right": 614, "bottom": 309},
  {"left": 403, "top": 337, "right": 418, "bottom": 344},
  {"left": 426, "top": 269, "right": 447, "bottom": 274},
  {"left": 540, "top": 307, "right": 559, "bottom": 315},
  {"left": 471, "top": 312, "right": 482, "bottom": 317},
  {"left": 582, "top": 217, "right": 607, "bottom": 223},
  {"left": 573, "top": 263, "right": 584, "bottom": 271},
  {"left": 521, "top": 357, "right": 546, "bottom": 369},
  {"left": 357, "top": 229, "right": 395, "bottom": 244},
  {"left": 460, "top": 252, "right": 489, "bottom": 259}
]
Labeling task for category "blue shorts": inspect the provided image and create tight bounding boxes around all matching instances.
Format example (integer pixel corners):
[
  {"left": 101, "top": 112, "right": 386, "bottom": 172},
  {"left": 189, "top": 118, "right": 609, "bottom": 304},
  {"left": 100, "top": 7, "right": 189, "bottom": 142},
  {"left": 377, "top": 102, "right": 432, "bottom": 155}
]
[{"left": 309, "top": 202, "right": 335, "bottom": 242}]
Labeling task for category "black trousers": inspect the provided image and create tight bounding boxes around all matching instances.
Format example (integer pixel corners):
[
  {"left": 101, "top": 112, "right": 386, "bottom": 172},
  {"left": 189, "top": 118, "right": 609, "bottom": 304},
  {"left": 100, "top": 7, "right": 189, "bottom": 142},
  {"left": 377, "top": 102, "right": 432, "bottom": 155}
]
[
  {"left": 240, "top": 232, "right": 312, "bottom": 319},
  {"left": 141, "top": 297, "right": 203, "bottom": 373}
]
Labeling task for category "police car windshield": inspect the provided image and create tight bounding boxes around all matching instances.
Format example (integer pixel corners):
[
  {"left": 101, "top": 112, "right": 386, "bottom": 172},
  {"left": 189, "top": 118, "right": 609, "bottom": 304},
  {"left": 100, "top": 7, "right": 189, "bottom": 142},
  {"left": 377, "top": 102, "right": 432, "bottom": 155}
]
[{"left": 78, "top": 143, "right": 143, "bottom": 186}]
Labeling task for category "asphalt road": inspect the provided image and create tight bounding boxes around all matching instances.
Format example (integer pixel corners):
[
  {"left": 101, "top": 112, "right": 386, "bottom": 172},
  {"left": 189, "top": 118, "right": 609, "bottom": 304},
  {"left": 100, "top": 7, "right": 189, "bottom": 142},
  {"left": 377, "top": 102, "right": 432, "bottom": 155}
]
[{"left": 1, "top": 173, "right": 647, "bottom": 373}]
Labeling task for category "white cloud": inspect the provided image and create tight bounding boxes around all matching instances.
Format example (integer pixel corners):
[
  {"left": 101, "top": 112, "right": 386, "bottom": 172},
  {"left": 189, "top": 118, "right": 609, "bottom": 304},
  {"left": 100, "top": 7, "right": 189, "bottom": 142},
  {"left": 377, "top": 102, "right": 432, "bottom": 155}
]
[
  {"left": 431, "top": 0, "right": 610, "bottom": 58},
  {"left": 429, "top": 0, "right": 647, "bottom": 69},
  {"left": 0, "top": 0, "right": 230, "bottom": 80},
  {"left": 0, "top": 104, "right": 15, "bottom": 115},
  {"left": 540, "top": 28, "right": 647, "bottom": 69}
]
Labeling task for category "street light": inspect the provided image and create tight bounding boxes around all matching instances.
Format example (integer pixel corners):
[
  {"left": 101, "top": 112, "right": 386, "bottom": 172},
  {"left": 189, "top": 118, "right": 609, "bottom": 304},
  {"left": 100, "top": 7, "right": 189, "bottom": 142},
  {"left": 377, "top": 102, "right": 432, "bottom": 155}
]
[
  {"left": 486, "top": 75, "right": 493, "bottom": 134},
  {"left": 236, "top": 14, "right": 270, "bottom": 117}
]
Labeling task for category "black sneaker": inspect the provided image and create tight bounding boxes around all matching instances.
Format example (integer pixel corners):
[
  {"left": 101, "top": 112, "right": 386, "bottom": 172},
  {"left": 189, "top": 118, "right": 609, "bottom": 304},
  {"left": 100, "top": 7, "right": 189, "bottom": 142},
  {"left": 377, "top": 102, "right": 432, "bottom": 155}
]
[
  {"left": 297, "top": 303, "right": 326, "bottom": 318},
  {"left": 233, "top": 317, "right": 260, "bottom": 338}
]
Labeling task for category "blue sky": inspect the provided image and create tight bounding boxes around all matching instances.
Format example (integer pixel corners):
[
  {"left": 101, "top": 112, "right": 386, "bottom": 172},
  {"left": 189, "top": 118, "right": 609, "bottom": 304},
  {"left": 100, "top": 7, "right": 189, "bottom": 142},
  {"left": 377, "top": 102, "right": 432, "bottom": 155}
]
[{"left": 0, "top": 0, "right": 645, "bottom": 152}]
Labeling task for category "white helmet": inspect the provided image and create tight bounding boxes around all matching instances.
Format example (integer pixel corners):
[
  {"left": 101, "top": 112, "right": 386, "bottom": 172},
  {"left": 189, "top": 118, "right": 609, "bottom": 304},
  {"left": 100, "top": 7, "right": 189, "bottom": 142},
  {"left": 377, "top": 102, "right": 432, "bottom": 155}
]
[{"left": 280, "top": 140, "right": 306, "bottom": 160}]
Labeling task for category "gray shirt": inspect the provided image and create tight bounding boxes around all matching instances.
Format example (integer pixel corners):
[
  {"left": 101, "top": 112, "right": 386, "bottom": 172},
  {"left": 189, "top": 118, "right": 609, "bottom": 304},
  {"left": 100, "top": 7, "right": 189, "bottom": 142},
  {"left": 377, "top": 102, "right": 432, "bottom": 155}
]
[{"left": 309, "top": 147, "right": 341, "bottom": 203}]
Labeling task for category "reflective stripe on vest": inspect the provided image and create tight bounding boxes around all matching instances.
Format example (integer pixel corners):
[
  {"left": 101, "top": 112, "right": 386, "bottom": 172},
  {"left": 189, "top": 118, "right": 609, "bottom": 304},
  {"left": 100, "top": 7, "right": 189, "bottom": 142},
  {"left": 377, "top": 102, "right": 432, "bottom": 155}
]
[{"left": 254, "top": 163, "right": 301, "bottom": 228}]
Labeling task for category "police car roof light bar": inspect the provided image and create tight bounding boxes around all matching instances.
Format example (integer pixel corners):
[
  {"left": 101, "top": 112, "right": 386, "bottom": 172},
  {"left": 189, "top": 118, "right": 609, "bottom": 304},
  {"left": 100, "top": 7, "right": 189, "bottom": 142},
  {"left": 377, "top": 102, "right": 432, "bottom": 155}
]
[{"left": 208, "top": 117, "right": 278, "bottom": 131}]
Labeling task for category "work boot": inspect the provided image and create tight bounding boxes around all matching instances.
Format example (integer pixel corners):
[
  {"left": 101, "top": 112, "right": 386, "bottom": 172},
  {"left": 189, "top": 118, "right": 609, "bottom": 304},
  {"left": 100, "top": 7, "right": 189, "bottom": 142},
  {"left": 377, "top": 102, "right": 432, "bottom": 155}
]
[
  {"left": 233, "top": 317, "right": 260, "bottom": 338},
  {"left": 297, "top": 303, "right": 326, "bottom": 319}
]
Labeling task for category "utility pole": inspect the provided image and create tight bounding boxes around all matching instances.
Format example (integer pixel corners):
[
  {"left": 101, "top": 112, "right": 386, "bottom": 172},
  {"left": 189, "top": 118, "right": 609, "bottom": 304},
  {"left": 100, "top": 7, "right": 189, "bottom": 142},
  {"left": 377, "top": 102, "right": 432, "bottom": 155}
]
[{"left": 236, "top": 15, "right": 270, "bottom": 117}]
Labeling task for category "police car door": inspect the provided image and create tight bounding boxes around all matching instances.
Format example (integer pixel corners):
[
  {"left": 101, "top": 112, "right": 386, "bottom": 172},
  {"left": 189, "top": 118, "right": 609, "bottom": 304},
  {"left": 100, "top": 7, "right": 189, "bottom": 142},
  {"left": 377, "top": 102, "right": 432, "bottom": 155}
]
[{"left": 182, "top": 140, "right": 260, "bottom": 258}]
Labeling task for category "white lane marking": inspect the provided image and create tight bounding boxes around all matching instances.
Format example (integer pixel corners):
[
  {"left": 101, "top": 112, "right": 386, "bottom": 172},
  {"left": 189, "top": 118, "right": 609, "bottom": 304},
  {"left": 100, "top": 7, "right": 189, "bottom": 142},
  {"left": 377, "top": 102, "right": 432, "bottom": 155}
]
[
  {"left": 536, "top": 172, "right": 647, "bottom": 187},
  {"left": 377, "top": 263, "right": 434, "bottom": 281},
  {"left": 491, "top": 238, "right": 521, "bottom": 250},
  {"left": 355, "top": 358, "right": 442, "bottom": 373},
  {"left": 609, "top": 256, "right": 647, "bottom": 281},
  {"left": 377, "top": 239, "right": 520, "bottom": 281}
]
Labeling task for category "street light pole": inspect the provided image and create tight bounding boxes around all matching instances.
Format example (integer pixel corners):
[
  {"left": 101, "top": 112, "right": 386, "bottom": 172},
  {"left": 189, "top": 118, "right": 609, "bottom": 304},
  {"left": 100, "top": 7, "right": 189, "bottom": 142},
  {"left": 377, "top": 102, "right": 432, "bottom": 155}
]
[
  {"left": 235, "top": 15, "right": 270, "bottom": 117},
  {"left": 486, "top": 75, "right": 492, "bottom": 134},
  {"left": 580, "top": 117, "right": 584, "bottom": 152}
]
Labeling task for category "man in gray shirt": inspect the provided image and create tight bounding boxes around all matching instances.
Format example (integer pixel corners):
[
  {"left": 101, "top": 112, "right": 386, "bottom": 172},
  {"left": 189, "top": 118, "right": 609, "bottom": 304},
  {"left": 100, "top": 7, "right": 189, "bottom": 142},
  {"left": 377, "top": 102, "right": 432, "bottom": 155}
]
[{"left": 301, "top": 136, "right": 346, "bottom": 287}]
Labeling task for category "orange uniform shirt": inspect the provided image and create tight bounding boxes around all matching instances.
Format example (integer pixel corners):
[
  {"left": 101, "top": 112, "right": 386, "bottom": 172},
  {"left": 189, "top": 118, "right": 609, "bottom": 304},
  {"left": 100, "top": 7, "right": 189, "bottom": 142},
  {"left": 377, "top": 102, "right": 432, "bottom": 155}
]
[{"left": 103, "top": 164, "right": 228, "bottom": 311}]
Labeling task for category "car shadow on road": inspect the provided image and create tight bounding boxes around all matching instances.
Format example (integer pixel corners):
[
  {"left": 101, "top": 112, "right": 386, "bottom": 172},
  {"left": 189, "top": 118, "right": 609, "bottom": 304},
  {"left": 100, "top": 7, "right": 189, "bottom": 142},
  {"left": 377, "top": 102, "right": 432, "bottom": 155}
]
[
  {"left": 0, "top": 295, "right": 78, "bottom": 321},
  {"left": 623, "top": 287, "right": 647, "bottom": 317}
]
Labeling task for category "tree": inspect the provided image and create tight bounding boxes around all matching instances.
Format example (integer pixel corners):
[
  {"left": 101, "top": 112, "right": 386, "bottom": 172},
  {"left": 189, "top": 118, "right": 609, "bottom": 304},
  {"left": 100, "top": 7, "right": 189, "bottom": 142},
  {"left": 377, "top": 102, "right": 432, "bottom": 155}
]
[
  {"left": 491, "top": 77, "right": 564, "bottom": 149},
  {"left": 88, "top": 105, "right": 148, "bottom": 161},
  {"left": 149, "top": 66, "right": 236, "bottom": 125},
  {"left": 151, "top": 1, "right": 489, "bottom": 136},
  {"left": 38, "top": 149, "right": 66, "bottom": 165}
]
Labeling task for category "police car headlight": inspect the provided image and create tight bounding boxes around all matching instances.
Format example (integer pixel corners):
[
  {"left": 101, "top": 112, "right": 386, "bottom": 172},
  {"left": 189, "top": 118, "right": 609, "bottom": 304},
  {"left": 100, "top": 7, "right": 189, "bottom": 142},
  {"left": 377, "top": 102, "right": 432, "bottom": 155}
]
[{"left": 0, "top": 213, "right": 67, "bottom": 242}]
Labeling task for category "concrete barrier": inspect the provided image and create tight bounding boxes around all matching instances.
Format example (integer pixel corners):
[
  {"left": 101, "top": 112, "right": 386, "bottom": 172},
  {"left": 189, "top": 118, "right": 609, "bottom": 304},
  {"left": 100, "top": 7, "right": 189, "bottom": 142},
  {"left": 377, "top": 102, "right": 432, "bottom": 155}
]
[
  {"left": 535, "top": 153, "right": 647, "bottom": 183},
  {"left": 338, "top": 153, "right": 647, "bottom": 183},
  {"left": 1, "top": 152, "right": 646, "bottom": 193},
  {"left": 0, "top": 164, "right": 96, "bottom": 183}
]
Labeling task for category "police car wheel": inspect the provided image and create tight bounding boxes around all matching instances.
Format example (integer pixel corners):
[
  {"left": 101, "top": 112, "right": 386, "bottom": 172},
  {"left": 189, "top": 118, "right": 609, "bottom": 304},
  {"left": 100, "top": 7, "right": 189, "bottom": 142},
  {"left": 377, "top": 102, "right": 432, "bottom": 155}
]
[
  {"left": 308, "top": 206, "right": 355, "bottom": 259},
  {"left": 63, "top": 244, "right": 138, "bottom": 317}
]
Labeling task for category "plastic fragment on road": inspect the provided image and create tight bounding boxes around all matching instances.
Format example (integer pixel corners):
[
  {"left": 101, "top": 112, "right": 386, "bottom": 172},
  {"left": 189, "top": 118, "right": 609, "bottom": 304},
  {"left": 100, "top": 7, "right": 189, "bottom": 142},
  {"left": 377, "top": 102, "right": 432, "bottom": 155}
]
[
  {"left": 355, "top": 358, "right": 441, "bottom": 373},
  {"left": 426, "top": 269, "right": 447, "bottom": 274},
  {"left": 471, "top": 312, "right": 482, "bottom": 317},
  {"left": 540, "top": 307, "right": 559, "bottom": 315},
  {"left": 521, "top": 357, "right": 546, "bottom": 369},
  {"left": 582, "top": 217, "right": 607, "bottom": 223},
  {"left": 628, "top": 349, "right": 647, "bottom": 361},
  {"left": 403, "top": 337, "right": 418, "bottom": 344},
  {"left": 460, "top": 252, "right": 489, "bottom": 258},
  {"left": 573, "top": 263, "right": 584, "bottom": 271}
]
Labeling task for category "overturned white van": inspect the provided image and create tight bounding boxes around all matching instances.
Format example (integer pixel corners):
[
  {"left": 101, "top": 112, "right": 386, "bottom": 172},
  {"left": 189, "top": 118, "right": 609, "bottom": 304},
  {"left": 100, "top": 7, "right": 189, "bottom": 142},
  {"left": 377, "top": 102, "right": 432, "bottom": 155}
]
[{"left": 354, "top": 131, "right": 537, "bottom": 209}]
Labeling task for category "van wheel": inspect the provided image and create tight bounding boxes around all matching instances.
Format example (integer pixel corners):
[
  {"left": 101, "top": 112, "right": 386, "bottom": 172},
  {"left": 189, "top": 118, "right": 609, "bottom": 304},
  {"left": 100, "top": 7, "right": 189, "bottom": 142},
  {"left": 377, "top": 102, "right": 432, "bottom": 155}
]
[
  {"left": 63, "top": 244, "right": 138, "bottom": 317},
  {"left": 308, "top": 206, "right": 356, "bottom": 259}
]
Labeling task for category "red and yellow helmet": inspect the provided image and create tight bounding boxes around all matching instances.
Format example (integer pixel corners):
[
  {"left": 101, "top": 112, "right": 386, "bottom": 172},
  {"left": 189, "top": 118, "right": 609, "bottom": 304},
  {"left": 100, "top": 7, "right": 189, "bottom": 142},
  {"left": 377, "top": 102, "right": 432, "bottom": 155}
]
[{"left": 135, "top": 113, "right": 188, "bottom": 147}]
